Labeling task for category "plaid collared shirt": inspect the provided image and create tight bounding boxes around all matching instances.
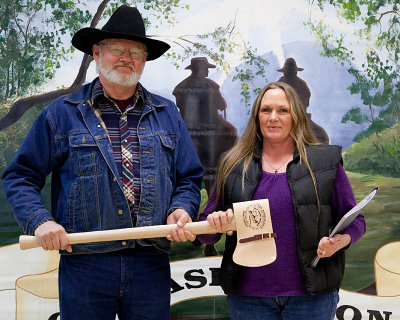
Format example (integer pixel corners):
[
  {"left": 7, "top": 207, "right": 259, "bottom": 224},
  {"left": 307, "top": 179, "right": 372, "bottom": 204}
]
[{"left": 91, "top": 78, "right": 143, "bottom": 223}]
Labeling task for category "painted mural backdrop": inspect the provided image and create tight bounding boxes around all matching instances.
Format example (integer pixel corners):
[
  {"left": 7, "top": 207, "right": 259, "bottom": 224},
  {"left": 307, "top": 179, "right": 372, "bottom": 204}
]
[{"left": 0, "top": 1, "right": 399, "bottom": 319}]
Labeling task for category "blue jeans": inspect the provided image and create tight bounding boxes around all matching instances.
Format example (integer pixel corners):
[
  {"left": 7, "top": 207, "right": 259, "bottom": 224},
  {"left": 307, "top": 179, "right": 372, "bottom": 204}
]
[
  {"left": 59, "top": 246, "right": 170, "bottom": 320},
  {"left": 227, "top": 290, "right": 339, "bottom": 320}
]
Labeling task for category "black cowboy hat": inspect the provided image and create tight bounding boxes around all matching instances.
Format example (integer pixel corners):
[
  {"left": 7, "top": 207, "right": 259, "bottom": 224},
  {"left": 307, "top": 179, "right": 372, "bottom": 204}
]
[
  {"left": 72, "top": 5, "right": 170, "bottom": 61},
  {"left": 277, "top": 57, "right": 304, "bottom": 72},
  {"left": 185, "top": 57, "right": 216, "bottom": 70}
]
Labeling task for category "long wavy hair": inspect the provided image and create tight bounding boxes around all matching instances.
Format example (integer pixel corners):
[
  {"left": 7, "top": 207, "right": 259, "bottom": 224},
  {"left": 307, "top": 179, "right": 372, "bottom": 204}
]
[{"left": 212, "top": 81, "right": 319, "bottom": 209}]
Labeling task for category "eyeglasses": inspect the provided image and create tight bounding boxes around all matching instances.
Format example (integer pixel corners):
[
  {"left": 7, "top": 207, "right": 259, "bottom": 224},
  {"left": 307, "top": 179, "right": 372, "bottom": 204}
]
[{"left": 98, "top": 43, "right": 147, "bottom": 60}]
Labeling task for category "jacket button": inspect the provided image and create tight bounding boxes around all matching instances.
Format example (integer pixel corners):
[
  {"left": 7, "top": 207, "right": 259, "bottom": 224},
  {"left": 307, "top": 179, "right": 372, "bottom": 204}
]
[
  {"left": 118, "top": 209, "right": 123, "bottom": 215},
  {"left": 113, "top": 177, "right": 117, "bottom": 182},
  {"left": 121, "top": 241, "right": 127, "bottom": 246}
]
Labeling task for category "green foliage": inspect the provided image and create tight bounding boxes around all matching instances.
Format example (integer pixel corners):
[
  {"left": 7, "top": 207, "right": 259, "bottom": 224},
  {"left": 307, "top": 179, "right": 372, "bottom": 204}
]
[
  {"left": 0, "top": 0, "right": 92, "bottom": 103},
  {"left": 343, "top": 122, "right": 400, "bottom": 176},
  {"left": 0, "top": 102, "right": 43, "bottom": 172},
  {"left": 0, "top": 0, "right": 267, "bottom": 118},
  {"left": 304, "top": 20, "right": 354, "bottom": 64},
  {"left": 340, "top": 64, "right": 396, "bottom": 137},
  {"left": 307, "top": 0, "right": 400, "bottom": 140},
  {"left": 231, "top": 47, "right": 269, "bottom": 110},
  {"left": 0, "top": 0, "right": 189, "bottom": 105},
  {"left": 341, "top": 106, "right": 368, "bottom": 124},
  {"left": 171, "top": 297, "right": 229, "bottom": 318},
  {"left": 116, "top": 0, "right": 189, "bottom": 27},
  {"left": 165, "top": 21, "right": 269, "bottom": 109},
  {"left": 353, "top": 119, "right": 392, "bottom": 141}
]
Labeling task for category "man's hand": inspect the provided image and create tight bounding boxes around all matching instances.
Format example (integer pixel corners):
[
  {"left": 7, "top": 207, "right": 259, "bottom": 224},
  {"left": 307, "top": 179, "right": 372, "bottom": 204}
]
[
  {"left": 166, "top": 208, "right": 196, "bottom": 242},
  {"left": 317, "top": 233, "right": 351, "bottom": 258},
  {"left": 34, "top": 221, "right": 72, "bottom": 252}
]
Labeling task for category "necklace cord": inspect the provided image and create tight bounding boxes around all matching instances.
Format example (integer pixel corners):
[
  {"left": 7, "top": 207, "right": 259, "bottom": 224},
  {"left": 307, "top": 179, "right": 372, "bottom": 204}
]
[{"left": 262, "top": 154, "right": 292, "bottom": 173}]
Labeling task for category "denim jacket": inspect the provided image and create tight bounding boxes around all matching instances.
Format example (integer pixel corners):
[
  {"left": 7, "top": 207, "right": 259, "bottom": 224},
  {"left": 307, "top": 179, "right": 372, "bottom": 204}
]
[{"left": 2, "top": 79, "right": 203, "bottom": 253}]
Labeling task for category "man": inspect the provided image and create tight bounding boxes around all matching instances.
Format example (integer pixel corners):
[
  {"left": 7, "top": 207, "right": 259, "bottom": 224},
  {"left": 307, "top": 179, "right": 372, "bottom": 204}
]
[{"left": 2, "top": 5, "right": 203, "bottom": 320}]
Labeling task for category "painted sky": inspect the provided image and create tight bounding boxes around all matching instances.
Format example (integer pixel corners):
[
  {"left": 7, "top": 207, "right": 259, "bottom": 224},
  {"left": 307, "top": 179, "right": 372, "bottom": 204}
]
[
  {"left": 56, "top": 0, "right": 365, "bottom": 89},
  {"left": 48, "top": 0, "right": 374, "bottom": 148}
]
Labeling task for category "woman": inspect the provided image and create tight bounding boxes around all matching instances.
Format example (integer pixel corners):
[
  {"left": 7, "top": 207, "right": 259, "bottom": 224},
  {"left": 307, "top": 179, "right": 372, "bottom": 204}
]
[{"left": 197, "top": 82, "right": 366, "bottom": 320}]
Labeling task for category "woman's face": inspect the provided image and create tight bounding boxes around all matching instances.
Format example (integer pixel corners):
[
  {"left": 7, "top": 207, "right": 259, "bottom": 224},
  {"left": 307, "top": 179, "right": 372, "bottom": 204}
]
[{"left": 258, "top": 88, "right": 294, "bottom": 144}]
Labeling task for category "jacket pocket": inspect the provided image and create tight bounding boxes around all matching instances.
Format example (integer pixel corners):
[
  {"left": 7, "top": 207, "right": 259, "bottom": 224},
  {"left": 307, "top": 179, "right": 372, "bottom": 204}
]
[
  {"left": 158, "top": 133, "right": 175, "bottom": 150},
  {"left": 66, "top": 177, "right": 102, "bottom": 232},
  {"left": 69, "top": 132, "right": 104, "bottom": 176},
  {"left": 157, "top": 133, "right": 176, "bottom": 175}
]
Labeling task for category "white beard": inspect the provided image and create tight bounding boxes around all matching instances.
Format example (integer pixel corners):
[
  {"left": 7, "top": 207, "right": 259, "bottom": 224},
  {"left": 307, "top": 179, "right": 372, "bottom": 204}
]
[{"left": 96, "top": 56, "right": 143, "bottom": 87}]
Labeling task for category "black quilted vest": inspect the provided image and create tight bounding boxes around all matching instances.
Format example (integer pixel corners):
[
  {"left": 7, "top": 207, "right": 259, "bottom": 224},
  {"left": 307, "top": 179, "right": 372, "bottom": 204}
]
[{"left": 220, "top": 144, "right": 343, "bottom": 295}]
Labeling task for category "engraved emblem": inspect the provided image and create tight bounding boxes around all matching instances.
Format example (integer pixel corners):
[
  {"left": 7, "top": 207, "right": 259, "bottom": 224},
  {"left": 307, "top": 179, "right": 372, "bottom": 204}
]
[{"left": 242, "top": 203, "right": 266, "bottom": 230}]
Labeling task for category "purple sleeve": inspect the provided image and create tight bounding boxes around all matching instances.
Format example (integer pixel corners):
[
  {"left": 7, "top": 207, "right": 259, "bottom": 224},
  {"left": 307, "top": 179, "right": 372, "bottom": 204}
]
[
  {"left": 196, "top": 188, "right": 224, "bottom": 245},
  {"left": 332, "top": 164, "right": 366, "bottom": 246}
]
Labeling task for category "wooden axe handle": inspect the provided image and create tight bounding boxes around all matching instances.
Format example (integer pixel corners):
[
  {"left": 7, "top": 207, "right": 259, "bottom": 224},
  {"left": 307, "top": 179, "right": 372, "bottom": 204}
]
[{"left": 19, "top": 219, "right": 237, "bottom": 250}]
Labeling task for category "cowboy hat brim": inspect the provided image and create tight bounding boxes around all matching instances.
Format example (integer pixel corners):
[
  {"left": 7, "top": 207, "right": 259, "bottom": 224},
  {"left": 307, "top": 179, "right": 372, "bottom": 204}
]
[
  {"left": 72, "top": 28, "right": 170, "bottom": 61},
  {"left": 277, "top": 67, "right": 304, "bottom": 72},
  {"left": 185, "top": 62, "right": 216, "bottom": 69}
]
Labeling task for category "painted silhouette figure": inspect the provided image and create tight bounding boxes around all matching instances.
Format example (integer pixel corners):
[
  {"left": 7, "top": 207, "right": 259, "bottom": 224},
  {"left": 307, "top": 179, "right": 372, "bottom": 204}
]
[
  {"left": 173, "top": 57, "right": 238, "bottom": 193},
  {"left": 174, "top": 57, "right": 238, "bottom": 257},
  {"left": 278, "top": 58, "right": 329, "bottom": 144}
]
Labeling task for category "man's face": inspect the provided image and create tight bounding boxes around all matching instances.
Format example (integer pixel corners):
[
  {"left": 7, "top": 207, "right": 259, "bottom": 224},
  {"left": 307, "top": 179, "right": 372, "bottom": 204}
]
[{"left": 93, "top": 38, "right": 147, "bottom": 87}]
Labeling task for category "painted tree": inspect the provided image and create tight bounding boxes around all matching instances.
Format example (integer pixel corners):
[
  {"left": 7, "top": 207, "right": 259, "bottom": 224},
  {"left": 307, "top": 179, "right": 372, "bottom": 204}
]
[
  {"left": 0, "top": 0, "right": 185, "bottom": 129},
  {"left": 0, "top": 0, "right": 88, "bottom": 101},
  {"left": 0, "top": 0, "right": 268, "bottom": 130},
  {"left": 164, "top": 19, "right": 268, "bottom": 108},
  {"left": 306, "top": 0, "right": 399, "bottom": 141}
]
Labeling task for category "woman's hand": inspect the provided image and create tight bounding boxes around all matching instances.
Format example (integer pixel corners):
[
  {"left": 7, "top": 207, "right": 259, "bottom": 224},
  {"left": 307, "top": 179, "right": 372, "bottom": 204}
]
[
  {"left": 206, "top": 209, "right": 234, "bottom": 236},
  {"left": 317, "top": 234, "right": 351, "bottom": 258}
]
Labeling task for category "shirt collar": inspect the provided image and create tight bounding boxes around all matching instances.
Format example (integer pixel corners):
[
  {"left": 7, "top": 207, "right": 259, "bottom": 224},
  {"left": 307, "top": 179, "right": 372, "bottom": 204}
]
[{"left": 91, "top": 77, "right": 145, "bottom": 110}]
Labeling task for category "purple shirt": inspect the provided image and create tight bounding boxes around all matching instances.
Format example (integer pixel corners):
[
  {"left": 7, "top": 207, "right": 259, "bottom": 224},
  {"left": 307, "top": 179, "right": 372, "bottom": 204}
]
[{"left": 197, "top": 164, "right": 366, "bottom": 297}]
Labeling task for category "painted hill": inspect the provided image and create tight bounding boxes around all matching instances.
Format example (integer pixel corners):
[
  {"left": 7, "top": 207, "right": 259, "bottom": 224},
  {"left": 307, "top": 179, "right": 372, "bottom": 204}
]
[{"left": 343, "top": 122, "right": 400, "bottom": 177}]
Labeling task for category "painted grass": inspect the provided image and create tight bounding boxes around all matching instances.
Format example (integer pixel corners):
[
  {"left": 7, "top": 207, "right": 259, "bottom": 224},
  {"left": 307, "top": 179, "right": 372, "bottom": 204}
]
[
  {"left": 341, "top": 172, "right": 400, "bottom": 290},
  {"left": 171, "top": 296, "right": 229, "bottom": 319}
]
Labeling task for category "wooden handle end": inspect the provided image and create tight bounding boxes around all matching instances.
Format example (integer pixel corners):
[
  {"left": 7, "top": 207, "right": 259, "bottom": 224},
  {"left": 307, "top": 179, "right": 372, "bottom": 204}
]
[{"left": 19, "top": 235, "right": 41, "bottom": 250}]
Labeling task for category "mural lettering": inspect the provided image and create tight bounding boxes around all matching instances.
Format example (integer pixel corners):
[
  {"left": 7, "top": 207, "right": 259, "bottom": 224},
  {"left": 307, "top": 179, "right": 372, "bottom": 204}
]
[
  {"left": 336, "top": 305, "right": 393, "bottom": 320},
  {"left": 171, "top": 267, "right": 220, "bottom": 293},
  {"left": 48, "top": 312, "right": 60, "bottom": 320},
  {"left": 366, "top": 310, "right": 393, "bottom": 320}
]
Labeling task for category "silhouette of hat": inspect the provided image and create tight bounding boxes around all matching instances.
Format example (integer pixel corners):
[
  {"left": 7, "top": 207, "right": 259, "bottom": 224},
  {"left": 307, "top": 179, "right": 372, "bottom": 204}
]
[
  {"left": 72, "top": 5, "right": 170, "bottom": 61},
  {"left": 185, "top": 57, "right": 216, "bottom": 70},
  {"left": 277, "top": 58, "right": 304, "bottom": 73}
]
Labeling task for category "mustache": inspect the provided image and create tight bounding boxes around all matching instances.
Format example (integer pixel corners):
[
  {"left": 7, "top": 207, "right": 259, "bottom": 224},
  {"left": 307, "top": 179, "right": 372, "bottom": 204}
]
[{"left": 113, "top": 62, "right": 135, "bottom": 70}]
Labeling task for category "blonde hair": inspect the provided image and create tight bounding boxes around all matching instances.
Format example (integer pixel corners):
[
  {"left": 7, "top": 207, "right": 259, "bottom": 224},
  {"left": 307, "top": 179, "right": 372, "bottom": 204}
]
[{"left": 213, "top": 81, "right": 319, "bottom": 209}]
